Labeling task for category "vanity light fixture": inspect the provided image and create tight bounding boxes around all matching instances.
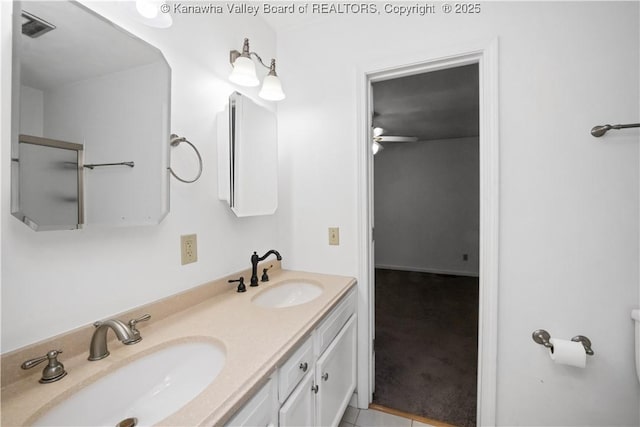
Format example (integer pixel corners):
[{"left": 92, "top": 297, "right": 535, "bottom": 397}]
[
  {"left": 229, "top": 38, "right": 286, "bottom": 101},
  {"left": 125, "top": 0, "right": 173, "bottom": 28},
  {"left": 135, "top": 0, "right": 159, "bottom": 18}
]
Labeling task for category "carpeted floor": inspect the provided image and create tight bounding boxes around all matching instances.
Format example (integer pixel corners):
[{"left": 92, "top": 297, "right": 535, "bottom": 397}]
[{"left": 373, "top": 268, "right": 479, "bottom": 427}]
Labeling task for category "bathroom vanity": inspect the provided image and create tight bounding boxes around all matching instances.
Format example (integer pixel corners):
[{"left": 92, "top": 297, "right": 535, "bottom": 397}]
[
  {"left": 0, "top": 265, "right": 357, "bottom": 426},
  {"left": 226, "top": 288, "right": 356, "bottom": 427}
]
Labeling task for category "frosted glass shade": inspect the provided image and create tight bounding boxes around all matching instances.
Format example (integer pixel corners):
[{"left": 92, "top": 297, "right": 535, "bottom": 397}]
[
  {"left": 136, "top": 0, "right": 159, "bottom": 18},
  {"left": 372, "top": 140, "right": 384, "bottom": 155},
  {"left": 125, "top": 1, "right": 172, "bottom": 27},
  {"left": 259, "top": 75, "right": 286, "bottom": 101},
  {"left": 229, "top": 57, "right": 259, "bottom": 87}
]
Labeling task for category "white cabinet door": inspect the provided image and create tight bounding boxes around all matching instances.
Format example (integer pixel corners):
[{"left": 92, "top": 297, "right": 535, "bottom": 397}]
[
  {"left": 225, "top": 377, "right": 277, "bottom": 427},
  {"left": 279, "top": 371, "right": 315, "bottom": 427},
  {"left": 315, "top": 315, "right": 357, "bottom": 427}
]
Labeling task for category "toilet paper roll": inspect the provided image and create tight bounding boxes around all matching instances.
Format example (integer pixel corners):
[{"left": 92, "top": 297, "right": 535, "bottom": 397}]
[{"left": 549, "top": 338, "right": 586, "bottom": 368}]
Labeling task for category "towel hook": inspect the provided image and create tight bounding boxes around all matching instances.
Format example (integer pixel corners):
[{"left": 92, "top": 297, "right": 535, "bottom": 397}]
[{"left": 168, "top": 134, "right": 203, "bottom": 183}]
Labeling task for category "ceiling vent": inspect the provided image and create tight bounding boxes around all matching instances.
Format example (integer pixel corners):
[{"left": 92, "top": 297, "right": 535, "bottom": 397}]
[{"left": 21, "top": 11, "right": 56, "bottom": 38}]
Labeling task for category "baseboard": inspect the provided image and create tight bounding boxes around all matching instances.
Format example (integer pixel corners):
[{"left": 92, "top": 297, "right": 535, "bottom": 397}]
[
  {"left": 349, "top": 392, "right": 358, "bottom": 408},
  {"left": 368, "top": 403, "right": 457, "bottom": 427},
  {"left": 375, "top": 263, "right": 479, "bottom": 277}
]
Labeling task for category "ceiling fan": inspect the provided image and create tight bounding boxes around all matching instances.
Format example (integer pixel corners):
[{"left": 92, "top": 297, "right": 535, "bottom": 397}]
[
  {"left": 372, "top": 127, "right": 418, "bottom": 143},
  {"left": 371, "top": 127, "right": 418, "bottom": 154}
]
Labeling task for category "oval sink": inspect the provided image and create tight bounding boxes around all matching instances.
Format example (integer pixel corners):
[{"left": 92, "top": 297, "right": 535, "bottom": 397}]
[
  {"left": 32, "top": 340, "right": 225, "bottom": 427},
  {"left": 252, "top": 280, "right": 323, "bottom": 308}
]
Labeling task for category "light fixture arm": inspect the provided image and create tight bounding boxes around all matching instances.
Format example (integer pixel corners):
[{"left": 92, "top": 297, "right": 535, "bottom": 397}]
[
  {"left": 229, "top": 38, "right": 275, "bottom": 71},
  {"left": 249, "top": 51, "right": 271, "bottom": 70}
]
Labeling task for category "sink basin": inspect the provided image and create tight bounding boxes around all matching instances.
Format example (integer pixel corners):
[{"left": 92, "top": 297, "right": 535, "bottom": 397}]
[
  {"left": 32, "top": 340, "right": 225, "bottom": 427},
  {"left": 252, "top": 280, "right": 323, "bottom": 308}
]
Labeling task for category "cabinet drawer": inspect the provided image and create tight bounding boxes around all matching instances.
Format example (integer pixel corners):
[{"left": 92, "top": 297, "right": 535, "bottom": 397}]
[
  {"left": 225, "top": 377, "right": 276, "bottom": 427},
  {"left": 278, "top": 336, "right": 313, "bottom": 403},
  {"left": 314, "top": 288, "right": 356, "bottom": 357}
]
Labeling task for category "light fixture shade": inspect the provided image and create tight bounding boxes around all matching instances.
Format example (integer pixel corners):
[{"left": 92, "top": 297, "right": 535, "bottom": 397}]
[
  {"left": 372, "top": 140, "right": 384, "bottom": 155},
  {"left": 136, "top": 0, "right": 159, "bottom": 18},
  {"left": 259, "top": 75, "right": 286, "bottom": 101},
  {"left": 229, "top": 56, "right": 259, "bottom": 87},
  {"left": 124, "top": 1, "right": 172, "bottom": 28}
]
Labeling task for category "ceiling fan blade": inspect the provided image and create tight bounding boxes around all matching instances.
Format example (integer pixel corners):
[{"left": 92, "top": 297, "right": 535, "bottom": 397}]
[{"left": 375, "top": 135, "right": 418, "bottom": 143}]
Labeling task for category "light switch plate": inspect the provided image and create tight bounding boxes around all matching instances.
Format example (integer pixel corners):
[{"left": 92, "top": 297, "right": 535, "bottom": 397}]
[
  {"left": 328, "top": 227, "right": 339, "bottom": 245},
  {"left": 181, "top": 234, "right": 198, "bottom": 265}
]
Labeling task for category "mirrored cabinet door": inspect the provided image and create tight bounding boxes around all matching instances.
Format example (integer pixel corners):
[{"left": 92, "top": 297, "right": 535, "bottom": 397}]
[
  {"left": 11, "top": 1, "right": 171, "bottom": 231},
  {"left": 217, "top": 92, "right": 278, "bottom": 217}
]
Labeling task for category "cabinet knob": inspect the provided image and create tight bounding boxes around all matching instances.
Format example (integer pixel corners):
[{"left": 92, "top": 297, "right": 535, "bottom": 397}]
[
  {"left": 322, "top": 372, "right": 329, "bottom": 381},
  {"left": 299, "top": 362, "right": 308, "bottom": 372},
  {"left": 311, "top": 384, "right": 319, "bottom": 394}
]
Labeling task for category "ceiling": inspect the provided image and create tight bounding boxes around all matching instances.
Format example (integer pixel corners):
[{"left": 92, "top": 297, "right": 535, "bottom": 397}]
[
  {"left": 372, "top": 64, "right": 479, "bottom": 142},
  {"left": 19, "top": 1, "right": 162, "bottom": 91},
  {"left": 261, "top": 14, "right": 479, "bottom": 143}
]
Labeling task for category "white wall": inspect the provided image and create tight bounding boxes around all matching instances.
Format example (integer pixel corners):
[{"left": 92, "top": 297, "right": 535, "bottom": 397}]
[
  {"left": 275, "top": 2, "right": 640, "bottom": 426},
  {"left": 1, "top": 3, "right": 279, "bottom": 352},
  {"left": 374, "top": 137, "right": 479, "bottom": 276},
  {"left": 19, "top": 85, "right": 43, "bottom": 137}
]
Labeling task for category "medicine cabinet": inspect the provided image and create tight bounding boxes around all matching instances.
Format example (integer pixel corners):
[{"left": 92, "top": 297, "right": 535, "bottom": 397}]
[
  {"left": 11, "top": 1, "right": 171, "bottom": 231},
  {"left": 217, "top": 92, "right": 278, "bottom": 217}
]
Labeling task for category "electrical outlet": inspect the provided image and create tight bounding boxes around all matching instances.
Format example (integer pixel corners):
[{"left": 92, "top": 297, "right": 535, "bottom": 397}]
[
  {"left": 181, "top": 234, "right": 198, "bottom": 265},
  {"left": 328, "top": 227, "right": 340, "bottom": 245}
]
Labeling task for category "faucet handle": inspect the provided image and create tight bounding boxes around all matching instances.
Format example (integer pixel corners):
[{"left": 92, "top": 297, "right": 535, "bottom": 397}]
[
  {"left": 124, "top": 314, "right": 151, "bottom": 345},
  {"left": 229, "top": 277, "right": 247, "bottom": 293},
  {"left": 128, "top": 314, "right": 151, "bottom": 333},
  {"left": 21, "top": 350, "right": 67, "bottom": 383},
  {"left": 261, "top": 265, "right": 273, "bottom": 282}
]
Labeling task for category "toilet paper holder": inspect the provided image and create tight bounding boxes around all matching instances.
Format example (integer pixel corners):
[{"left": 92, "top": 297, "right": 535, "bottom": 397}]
[{"left": 532, "top": 329, "right": 594, "bottom": 356}]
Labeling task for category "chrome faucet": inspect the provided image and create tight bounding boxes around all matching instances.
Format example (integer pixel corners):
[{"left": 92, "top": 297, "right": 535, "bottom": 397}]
[
  {"left": 250, "top": 250, "right": 282, "bottom": 286},
  {"left": 88, "top": 314, "right": 150, "bottom": 361}
]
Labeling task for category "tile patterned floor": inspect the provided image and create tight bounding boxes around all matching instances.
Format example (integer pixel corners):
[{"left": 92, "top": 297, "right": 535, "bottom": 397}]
[{"left": 340, "top": 406, "right": 437, "bottom": 427}]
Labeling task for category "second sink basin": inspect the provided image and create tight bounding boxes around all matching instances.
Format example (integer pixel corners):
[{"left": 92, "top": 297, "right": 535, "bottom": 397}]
[
  {"left": 252, "top": 279, "right": 323, "bottom": 308},
  {"left": 31, "top": 339, "right": 225, "bottom": 427}
]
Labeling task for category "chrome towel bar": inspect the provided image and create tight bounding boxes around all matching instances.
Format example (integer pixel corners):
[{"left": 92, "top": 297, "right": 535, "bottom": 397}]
[
  {"left": 591, "top": 123, "right": 640, "bottom": 137},
  {"left": 84, "top": 161, "right": 134, "bottom": 169}
]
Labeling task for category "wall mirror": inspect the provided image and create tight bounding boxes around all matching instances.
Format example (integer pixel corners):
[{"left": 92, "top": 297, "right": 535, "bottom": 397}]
[
  {"left": 217, "top": 92, "right": 278, "bottom": 217},
  {"left": 11, "top": 1, "right": 171, "bottom": 231}
]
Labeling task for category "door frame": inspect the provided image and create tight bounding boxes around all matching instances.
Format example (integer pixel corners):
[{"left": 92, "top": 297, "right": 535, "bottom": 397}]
[{"left": 355, "top": 39, "right": 500, "bottom": 426}]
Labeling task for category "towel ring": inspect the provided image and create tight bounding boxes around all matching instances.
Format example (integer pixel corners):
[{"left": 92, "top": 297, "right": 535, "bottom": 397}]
[{"left": 168, "top": 134, "right": 203, "bottom": 183}]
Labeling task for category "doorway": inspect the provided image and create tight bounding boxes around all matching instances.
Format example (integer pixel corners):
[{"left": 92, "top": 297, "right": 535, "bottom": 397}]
[
  {"left": 355, "top": 41, "right": 499, "bottom": 427},
  {"left": 371, "top": 64, "right": 479, "bottom": 427}
]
